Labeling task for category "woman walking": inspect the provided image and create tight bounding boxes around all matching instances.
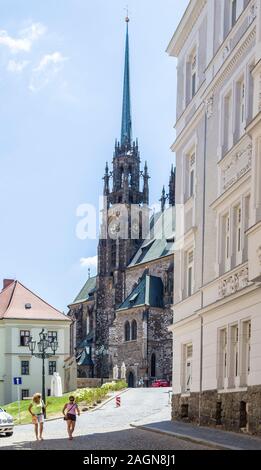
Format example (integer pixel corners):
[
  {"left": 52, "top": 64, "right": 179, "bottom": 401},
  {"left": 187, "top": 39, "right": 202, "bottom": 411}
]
[
  {"left": 63, "top": 395, "right": 80, "bottom": 440},
  {"left": 28, "top": 393, "right": 46, "bottom": 441}
]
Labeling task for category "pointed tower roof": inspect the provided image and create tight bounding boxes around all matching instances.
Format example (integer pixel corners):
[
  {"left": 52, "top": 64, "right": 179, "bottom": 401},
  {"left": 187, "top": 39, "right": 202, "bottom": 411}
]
[{"left": 121, "top": 17, "right": 132, "bottom": 147}]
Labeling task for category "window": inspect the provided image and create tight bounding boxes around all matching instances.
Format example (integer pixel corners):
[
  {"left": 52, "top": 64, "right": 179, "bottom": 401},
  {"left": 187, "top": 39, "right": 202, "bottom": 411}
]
[
  {"left": 231, "top": 0, "right": 237, "bottom": 27},
  {"left": 187, "top": 250, "right": 194, "bottom": 297},
  {"left": 21, "top": 361, "right": 30, "bottom": 375},
  {"left": 111, "top": 240, "right": 117, "bottom": 268},
  {"left": 240, "top": 81, "right": 245, "bottom": 132},
  {"left": 151, "top": 353, "right": 156, "bottom": 377},
  {"left": 224, "top": 214, "right": 230, "bottom": 270},
  {"left": 49, "top": 361, "right": 57, "bottom": 375},
  {"left": 20, "top": 330, "right": 30, "bottom": 346},
  {"left": 48, "top": 331, "right": 57, "bottom": 343},
  {"left": 231, "top": 325, "right": 239, "bottom": 378},
  {"left": 22, "top": 389, "right": 29, "bottom": 399},
  {"left": 223, "top": 92, "right": 233, "bottom": 154},
  {"left": 191, "top": 52, "right": 197, "bottom": 98},
  {"left": 189, "top": 153, "right": 195, "bottom": 198},
  {"left": 219, "top": 328, "right": 227, "bottom": 388},
  {"left": 185, "top": 344, "right": 193, "bottom": 392},
  {"left": 241, "top": 321, "right": 251, "bottom": 382},
  {"left": 236, "top": 205, "right": 242, "bottom": 254},
  {"left": 131, "top": 320, "right": 137, "bottom": 341},
  {"left": 124, "top": 321, "right": 130, "bottom": 342},
  {"left": 247, "top": 322, "right": 251, "bottom": 374}
]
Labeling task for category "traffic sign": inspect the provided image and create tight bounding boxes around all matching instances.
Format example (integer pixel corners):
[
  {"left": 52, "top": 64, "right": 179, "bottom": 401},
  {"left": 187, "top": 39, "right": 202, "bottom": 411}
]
[{"left": 13, "top": 377, "right": 22, "bottom": 385}]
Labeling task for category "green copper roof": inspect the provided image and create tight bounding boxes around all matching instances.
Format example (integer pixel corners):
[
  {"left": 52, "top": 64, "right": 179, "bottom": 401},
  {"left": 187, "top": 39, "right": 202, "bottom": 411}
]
[
  {"left": 129, "top": 206, "right": 175, "bottom": 267},
  {"left": 117, "top": 274, "right": 163, "bottom": 311},
  {"left": 121, "top": 21, "right": 132, "bottom": 146},
  {"left": 77, "top": 349, "right": 94, "bottom": 366},
  {"left": 72, "top": 276, "right": 96, "bottom": 305}
]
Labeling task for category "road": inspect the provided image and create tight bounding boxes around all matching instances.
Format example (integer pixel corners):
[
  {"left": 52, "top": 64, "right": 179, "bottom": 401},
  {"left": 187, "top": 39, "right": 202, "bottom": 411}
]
[{"left": 0, "top": 388, "right": 209, "bottom": 450}]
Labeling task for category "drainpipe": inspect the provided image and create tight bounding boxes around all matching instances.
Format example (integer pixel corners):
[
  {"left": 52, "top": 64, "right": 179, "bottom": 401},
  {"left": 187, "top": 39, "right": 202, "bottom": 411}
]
[{"left": 199, "top": 110, "right": 208, "bottom": 425}]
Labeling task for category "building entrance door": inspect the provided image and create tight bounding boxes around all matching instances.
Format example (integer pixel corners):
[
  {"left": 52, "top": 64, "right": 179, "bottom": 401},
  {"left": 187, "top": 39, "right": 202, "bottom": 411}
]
[{"left": 128, "top": 371, "right": 135, "bottom": 388}]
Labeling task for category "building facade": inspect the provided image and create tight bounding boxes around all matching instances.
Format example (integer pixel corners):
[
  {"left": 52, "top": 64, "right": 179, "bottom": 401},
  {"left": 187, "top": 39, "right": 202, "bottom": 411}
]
[
  {"left": 167, "top": 0, "right": 261, "bottom": 434},
  {"left": 0, "top": 279, "right": 74, "bottom": 405},
  {"left": 68, "top": 18, "right": 175, "bottom": 386}
]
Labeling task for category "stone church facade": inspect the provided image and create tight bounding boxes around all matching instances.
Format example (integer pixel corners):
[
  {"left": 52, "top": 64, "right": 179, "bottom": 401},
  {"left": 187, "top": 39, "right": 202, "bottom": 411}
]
[{"left": 68, "top": 17, "right": 175, "bottom": 386}]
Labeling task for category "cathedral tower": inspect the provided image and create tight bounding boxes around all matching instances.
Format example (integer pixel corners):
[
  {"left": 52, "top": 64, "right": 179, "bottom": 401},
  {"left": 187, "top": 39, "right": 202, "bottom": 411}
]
[{"left": 95, "top": 17, "right": 149, "bottom": 377}]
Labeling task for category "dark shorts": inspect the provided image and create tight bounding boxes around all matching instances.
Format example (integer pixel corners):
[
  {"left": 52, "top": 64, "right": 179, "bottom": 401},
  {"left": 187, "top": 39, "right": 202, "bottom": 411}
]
[{"left": 67, "top": 413, "right": 76, "bottom": 422}]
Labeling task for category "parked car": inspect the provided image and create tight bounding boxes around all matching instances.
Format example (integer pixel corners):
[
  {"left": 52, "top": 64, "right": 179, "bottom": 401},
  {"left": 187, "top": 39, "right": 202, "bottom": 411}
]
[
  {"left": 151, "top": 379, "right": 170, "bottom": 387},
  {"left": 0, "top": 408, "right": 14, "bottom": 437}
]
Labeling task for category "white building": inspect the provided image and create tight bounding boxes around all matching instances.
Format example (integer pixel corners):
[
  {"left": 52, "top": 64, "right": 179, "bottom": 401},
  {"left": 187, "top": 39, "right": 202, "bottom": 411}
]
[
  {"left": 0, "top": 279, "right": 74, "bottom": 405},
  {"left": 167, "top": 0, "right": 261, "bottom": 433}
]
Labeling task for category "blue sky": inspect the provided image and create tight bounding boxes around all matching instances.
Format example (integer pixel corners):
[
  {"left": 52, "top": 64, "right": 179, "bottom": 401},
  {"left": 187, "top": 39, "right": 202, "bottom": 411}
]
[{"left": 0, "top": 0, "right": 188, "bottom": 312}]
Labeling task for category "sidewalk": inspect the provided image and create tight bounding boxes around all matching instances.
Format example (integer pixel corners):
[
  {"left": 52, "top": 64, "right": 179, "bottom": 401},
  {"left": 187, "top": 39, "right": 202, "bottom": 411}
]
[{"left": 130, "top": 417, "right": 261, "bottom": 450}]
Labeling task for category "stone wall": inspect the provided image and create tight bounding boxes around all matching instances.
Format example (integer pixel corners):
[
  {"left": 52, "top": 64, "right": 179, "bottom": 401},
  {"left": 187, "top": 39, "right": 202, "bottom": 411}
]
[
  {"left": 172, "top": 386, "right": 261, "bottom": 435},
  {"left": 109, "top": 305, "right": 173, "bottom": 386}
]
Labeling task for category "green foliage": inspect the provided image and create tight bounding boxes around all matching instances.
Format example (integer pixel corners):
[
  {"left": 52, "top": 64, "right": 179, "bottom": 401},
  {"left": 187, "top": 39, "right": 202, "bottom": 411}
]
[{"left": 1, "top": 380, "right": 127, "bottom": 425}]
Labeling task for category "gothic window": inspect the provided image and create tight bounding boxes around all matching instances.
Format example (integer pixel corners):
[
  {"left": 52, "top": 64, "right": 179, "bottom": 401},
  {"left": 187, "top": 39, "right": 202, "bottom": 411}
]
[
  {"left": 124, "top": 321, "right": 130, "bottom": 342},
  {"left": 151, "top": 353, "right": 156, "bottom": 377},
  {"left": 120, "top": 167, "right": 124, "bottom": 188},
  {"left": 131, "top": 320, "right": 137, "bottom": 340},
  {"left": 111, "top": 240, "right": 117, "bottom": 268}
]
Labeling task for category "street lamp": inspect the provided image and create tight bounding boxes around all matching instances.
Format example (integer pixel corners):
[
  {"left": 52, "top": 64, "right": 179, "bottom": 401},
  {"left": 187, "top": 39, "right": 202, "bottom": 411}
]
[
  {"left": 95, "top": 345, "right": 109, "bottom": 386},
  {"left": 28, "top": 328, "right": 58, "bottom": 415}
]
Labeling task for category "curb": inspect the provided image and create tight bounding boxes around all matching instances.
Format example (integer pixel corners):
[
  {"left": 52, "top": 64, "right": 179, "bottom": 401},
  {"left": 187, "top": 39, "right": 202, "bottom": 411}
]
[
  {"left": 129, "top": 423, "right": 240, "bottom": 450},
  {"left": 89, "top": 388, "right": 129, "bottom": 413}
]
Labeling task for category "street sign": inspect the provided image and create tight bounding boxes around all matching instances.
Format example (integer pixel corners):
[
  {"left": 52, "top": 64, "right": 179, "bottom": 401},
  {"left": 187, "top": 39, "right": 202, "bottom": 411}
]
[
  {"left": 13, "top": 377, "right": 22, "bottom": 385},
  {"left": 13, "top": 377, "right": 22, "bottom": 424}
]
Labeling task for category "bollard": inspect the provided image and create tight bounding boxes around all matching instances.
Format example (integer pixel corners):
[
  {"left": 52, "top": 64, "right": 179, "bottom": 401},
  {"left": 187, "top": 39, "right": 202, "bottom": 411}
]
[{"left": 116, "top": 396, "right": 121, "bottom": 407}]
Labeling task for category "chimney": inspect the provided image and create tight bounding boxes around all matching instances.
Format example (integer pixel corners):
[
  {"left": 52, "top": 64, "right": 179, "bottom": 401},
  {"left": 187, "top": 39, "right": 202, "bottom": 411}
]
[{"left": 3, "top": 279, "right": 15, "bottom": 290}]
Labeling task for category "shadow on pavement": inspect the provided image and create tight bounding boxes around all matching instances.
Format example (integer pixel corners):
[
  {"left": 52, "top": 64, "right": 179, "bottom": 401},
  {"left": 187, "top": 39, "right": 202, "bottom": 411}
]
[{"left": 0, "top": 427, "right": 209, "bottom": 451}]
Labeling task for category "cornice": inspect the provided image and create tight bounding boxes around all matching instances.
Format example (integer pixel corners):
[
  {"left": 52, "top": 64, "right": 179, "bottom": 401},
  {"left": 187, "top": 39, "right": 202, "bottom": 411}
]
[
  {"left": 166, "top": 0, "right": 207, "bottom": 57},
  {"left": 171, "top": 102, "right": 205, "bottom": 152},
  {"left": 203, "top": 25, "right": 256, "bottom": 100}
]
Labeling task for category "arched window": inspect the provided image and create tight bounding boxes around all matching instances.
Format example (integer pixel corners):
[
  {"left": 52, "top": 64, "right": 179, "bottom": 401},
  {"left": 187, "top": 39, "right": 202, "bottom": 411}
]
[
  {"left": 124, "top": 321, "right": 130, "bottom": 342},
  {"left": 131, "top": 320, "right": 137, "bottom": 340},
  {"left": 151, "top": 353, "right": 156, "bottom": 377}
]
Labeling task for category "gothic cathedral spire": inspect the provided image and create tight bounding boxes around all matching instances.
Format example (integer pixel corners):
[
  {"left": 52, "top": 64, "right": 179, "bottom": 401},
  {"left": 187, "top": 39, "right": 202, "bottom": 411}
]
[{"left": 121, "top": 17, "right": 132, "bottom": 148}]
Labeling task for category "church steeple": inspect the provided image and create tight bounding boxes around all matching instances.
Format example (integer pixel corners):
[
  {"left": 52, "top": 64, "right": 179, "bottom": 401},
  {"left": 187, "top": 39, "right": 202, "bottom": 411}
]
[{"left": 121, "top": 17, "right": 132, "bottom": 148}]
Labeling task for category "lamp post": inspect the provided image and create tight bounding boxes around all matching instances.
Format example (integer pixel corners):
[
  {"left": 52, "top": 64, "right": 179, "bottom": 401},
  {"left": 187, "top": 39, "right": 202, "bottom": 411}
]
[
  {"left": 95, "top": 345, "right": 109, "bottom": 386},
  {"left": 28, "top": 328, "right": 58, "bottom": 415}
]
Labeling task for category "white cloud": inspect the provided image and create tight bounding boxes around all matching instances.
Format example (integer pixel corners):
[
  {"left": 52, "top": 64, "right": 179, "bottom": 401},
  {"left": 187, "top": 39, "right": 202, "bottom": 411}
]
[
  {"left": 0, "top": 22, "right": 46, "bottom": 53},
  {"left": 7, "top": 59, "right": 30, "bottom": 73},
  {"left": 80, "top": 256, "right": 98, "bottom": 269},
  {"left": 29, "top": 52, "right": 68, "bottom": 92},
  {"left": 34, "top": 52, "right": 67, "bottom": 72}
]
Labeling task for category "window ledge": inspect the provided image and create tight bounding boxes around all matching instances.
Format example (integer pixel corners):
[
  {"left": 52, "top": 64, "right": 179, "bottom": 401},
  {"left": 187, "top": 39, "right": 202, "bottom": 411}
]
[
  {"left": 217, "top": 386, "right": 248, "bottom": 394},
  {"left": 181, "top": 392, "right": 191, "bottom": 397}
]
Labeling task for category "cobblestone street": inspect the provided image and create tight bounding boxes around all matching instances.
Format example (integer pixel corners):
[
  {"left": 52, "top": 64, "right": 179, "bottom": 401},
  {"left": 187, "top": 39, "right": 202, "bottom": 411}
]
[{"left": 0, "top": 389, "right": 209, "bottom": 450}]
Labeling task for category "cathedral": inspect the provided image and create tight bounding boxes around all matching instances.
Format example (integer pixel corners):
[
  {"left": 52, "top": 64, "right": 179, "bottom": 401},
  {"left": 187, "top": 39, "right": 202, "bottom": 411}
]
[{"left": 68, "top": 17, "right": 175, "bottom": 387}]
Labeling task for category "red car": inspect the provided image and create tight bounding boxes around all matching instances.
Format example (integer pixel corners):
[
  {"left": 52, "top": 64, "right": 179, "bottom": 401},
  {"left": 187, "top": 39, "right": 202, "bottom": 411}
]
[{"left": 151, "top": 379, "right": 170, "bottom": 387}]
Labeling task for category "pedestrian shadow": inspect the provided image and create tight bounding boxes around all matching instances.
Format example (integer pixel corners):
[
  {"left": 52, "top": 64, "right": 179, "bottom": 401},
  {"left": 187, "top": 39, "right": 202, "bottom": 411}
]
[{"left": 0, "top": 427, "right": 208, "bottom": 450}]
